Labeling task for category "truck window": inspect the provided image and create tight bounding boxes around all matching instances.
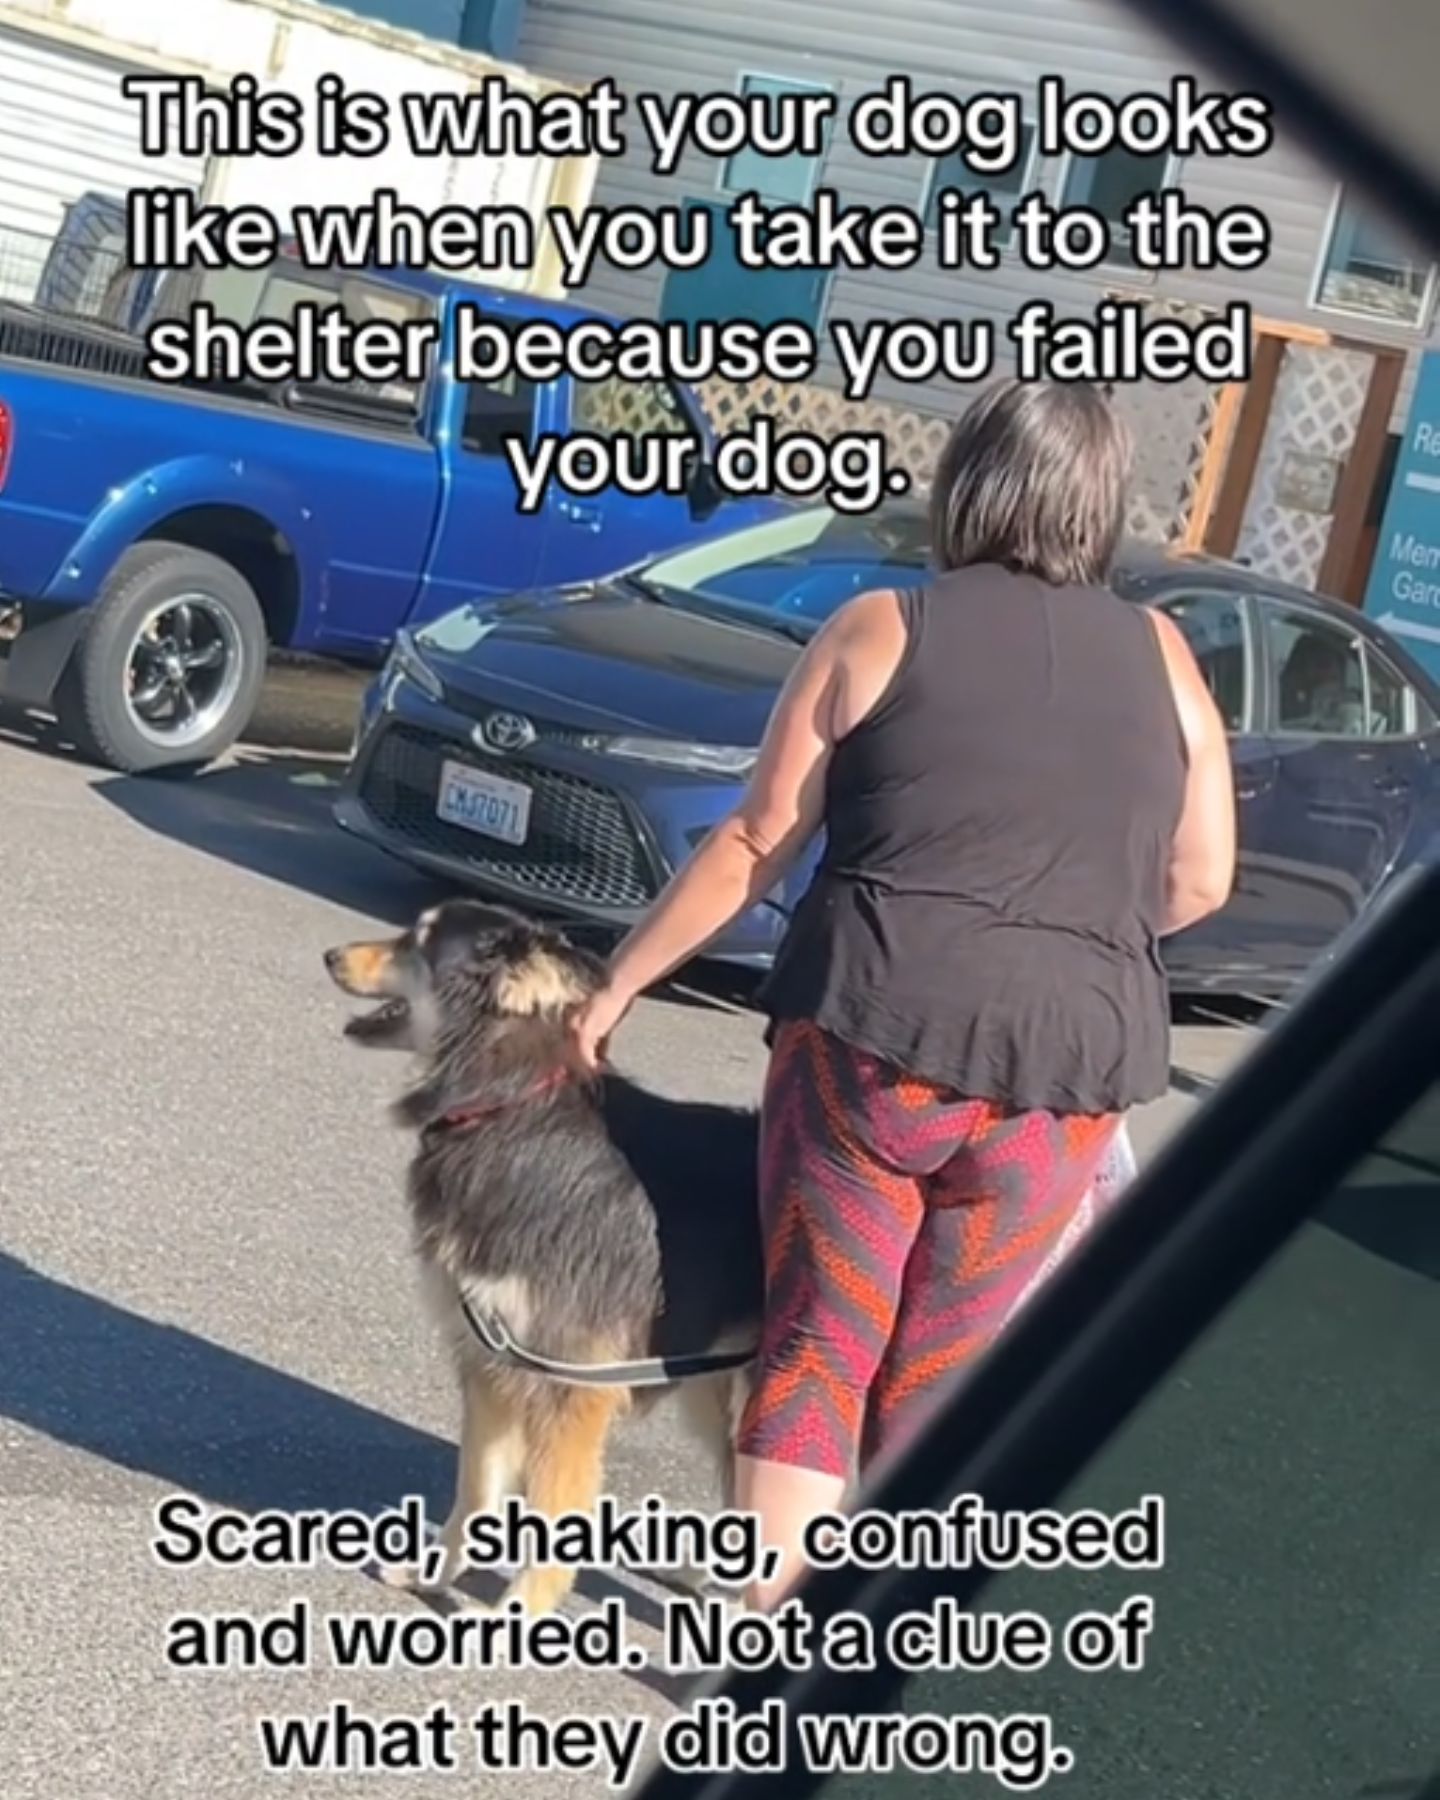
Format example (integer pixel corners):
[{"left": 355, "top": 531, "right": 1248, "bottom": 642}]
[
  {"left": 187, "top": 261, "right": 433, "bottom": 420},
  {"left": 573, "top": 373, "right": 694, "bottom": 440},
  {"left": 462, "top": 369, "right": 537, "bottom": 457}
]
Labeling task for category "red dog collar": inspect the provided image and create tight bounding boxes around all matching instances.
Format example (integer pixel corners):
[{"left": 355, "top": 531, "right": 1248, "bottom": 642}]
[{"left": 431, "top": 1066, "right": 576, "bottom": 1133}]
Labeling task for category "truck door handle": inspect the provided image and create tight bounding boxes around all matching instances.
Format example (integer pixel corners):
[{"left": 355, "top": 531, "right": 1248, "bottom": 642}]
[
  {"left": 1236, "top": 776, "right": 1272, "bottom": 801},
  {"left": 561, "top": 501, "right": 603, "bottom": 531},
  {"left": 1373, "top": 775, "right": 1411, "bottom": 797}
]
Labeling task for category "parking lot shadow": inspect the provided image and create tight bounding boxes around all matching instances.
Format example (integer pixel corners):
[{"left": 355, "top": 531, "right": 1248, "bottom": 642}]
[
  {"left": 93, "top": 741, "right": 768, "bottom": 1013},
  {"left": 0, "top": 1248, "right": 727, "bottom": 1687},
  {"left": 0, "top": 1248, "right": 453, "bottom": 1518},
  {"left": 95, "top": 749, "right": 448, "bottom": 926}
]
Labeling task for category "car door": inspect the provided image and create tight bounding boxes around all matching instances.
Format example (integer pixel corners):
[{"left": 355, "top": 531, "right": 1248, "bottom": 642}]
[
  {"left": 257, "top": 265, "right": 446, "bottom": 659},
  {"left": 403, "top": 361, "right": 546, "bottom": 630},
  {"left": 1252, "top": 597, "right": 1429, "bottom": 979},
  {"left": 534, "top": 372, "right": 714, "bottom": 587},
  {"left": 1144, "top": 585, "right": 1284, "bottom": 992}
]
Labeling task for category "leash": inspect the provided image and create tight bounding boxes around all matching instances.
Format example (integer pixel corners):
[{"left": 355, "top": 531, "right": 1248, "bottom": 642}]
[
  {"left": 428, "top": 1062, "right": 758, "bottom": 1387},
  {"left": 457, "top": 1293, "right": 756, "bottom": 1388}
]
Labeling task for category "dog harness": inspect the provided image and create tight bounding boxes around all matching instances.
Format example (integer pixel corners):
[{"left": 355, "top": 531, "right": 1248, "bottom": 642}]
[{"left": 429, "top": 1071, "right": 758, "bottom": 1389}]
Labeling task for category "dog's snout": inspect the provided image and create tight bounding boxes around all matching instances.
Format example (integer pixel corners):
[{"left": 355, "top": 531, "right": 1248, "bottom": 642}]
[{"left": 325, "top": 940, "right": 399, "bottom": 998}]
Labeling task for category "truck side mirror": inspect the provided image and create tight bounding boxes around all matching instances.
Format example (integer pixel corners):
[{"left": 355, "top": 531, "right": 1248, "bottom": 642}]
[{"left": 687, "top": 457, "right": 725, "bottom": 523}]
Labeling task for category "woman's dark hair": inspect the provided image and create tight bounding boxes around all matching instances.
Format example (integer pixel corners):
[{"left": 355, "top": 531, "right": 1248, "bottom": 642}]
[{"left": 929, "top": 379, "right": 1133, "bottom": 586}]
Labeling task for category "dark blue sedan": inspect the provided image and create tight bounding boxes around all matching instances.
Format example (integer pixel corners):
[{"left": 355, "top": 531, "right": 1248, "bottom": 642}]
[{"left": 334, "top": 502, "right": 1440, "bottom": 998}]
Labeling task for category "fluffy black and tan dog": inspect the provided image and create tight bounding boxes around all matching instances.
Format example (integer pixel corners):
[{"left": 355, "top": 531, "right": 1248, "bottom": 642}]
[{"left": 325, "top": 899, "right": 763, "bottom": 1614}]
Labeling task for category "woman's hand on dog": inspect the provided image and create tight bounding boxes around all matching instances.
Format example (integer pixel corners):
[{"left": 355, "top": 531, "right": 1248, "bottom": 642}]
[{"left": 569, "top": 981, "right": 634, "bottom": 1072}]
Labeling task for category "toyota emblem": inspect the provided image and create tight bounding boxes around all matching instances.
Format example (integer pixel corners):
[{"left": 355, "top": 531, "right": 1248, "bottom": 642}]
[{"left": 477, "top": 711, "right": 536, "bottom": 754}]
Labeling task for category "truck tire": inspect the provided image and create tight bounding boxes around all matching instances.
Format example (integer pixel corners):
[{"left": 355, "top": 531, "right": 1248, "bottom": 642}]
[{"left": 57, "top": 542, "right": 268, "bottom": 776}]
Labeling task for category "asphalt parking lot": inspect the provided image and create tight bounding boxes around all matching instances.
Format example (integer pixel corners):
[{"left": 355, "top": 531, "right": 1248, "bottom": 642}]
[{"left": 0, "top": 663, "right": 1260, "bottom": 1800}]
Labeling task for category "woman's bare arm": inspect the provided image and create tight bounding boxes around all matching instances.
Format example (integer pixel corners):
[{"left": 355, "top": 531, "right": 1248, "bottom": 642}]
[
  {"left": 1149, "top": 609, "right": 1238, "bottom": 935},
  {"left": 600, "top": 591, "right": 902, "bottom": 1007}
]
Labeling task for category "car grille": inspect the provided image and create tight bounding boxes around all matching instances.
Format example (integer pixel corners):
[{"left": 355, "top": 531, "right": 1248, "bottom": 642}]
[{"left": 359, "top": 723, "right": 660, "bottom": 910}]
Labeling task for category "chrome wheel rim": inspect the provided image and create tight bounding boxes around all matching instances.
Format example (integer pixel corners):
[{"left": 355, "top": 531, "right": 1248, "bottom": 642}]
[{"left": 123, "top": 596, "right": 244, "bottom": 749}]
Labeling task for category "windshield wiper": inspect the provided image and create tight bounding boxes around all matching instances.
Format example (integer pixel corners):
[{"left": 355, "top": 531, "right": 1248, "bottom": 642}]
[
  {"left": 753, "top": 614, "right": 813, "bottom": 645},
  {"left": 617, "top": 570, "right": 671, "bottom": 602},
  {"left": 618, "top": 572, "right": 813, "bottom": 642}
]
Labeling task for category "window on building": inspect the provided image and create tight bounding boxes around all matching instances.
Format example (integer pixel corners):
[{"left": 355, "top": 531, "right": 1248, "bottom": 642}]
[
  {"left": 721, "top": 75, "right": 833, "bottom": 205},
  {"left": 1314, "top": 188, "right": 1438, "bottom": 327},
  {"left": 661, "top": 198, "right": 832, "bottom": 338},
  {"left": 1059, "top": 146, "right": 1175, "bottom": 266},
  {"left": 925, "top": 122, "right": 1039, "bottom": 246}
]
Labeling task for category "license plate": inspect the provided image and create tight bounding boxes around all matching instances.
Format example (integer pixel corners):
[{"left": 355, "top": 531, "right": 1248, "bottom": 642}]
[{"left": 436, "top": 759, "right": 532, "bottom": 846}]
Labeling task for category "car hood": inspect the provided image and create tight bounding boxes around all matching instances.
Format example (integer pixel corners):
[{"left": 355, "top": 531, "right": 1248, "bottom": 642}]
[{"left": 413, "top": 581, "right": 801, "bottom": 743}]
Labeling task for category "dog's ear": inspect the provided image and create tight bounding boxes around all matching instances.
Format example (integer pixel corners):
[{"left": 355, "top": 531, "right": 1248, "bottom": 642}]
[{"left": 420, "top": 902, "right": 520, "bottom": 983}]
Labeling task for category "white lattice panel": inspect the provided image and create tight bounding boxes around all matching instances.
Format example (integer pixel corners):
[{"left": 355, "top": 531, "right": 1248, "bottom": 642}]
[
  {"left": 1111, "top": 376, "right": 1225, "bottom": 544},
  {"left": 1104, "top": 291, "right": 1231, "bottom": 546},
  {"left": 1235, "top": 344, "right": 1372, "bottom": 588},
  {"left": 696, "top": 377, "right": 954, "bottom": 489},
  {"left": 588, "top": 323, "right": 1222, "bottom": 548}
]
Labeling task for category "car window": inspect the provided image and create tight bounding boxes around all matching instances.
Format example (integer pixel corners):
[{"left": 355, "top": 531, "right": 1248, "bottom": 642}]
[
  {"left": 462, "top": 368, "right": 537, "bottom": 458},
  {"left": 1362, "top": 642, "right": 1416, "bottom": 738},
  {"left": 1265, "top": 605, "right": 1375, "bottom": 737},
  {"left": 1155, "top": 590, "right": 1249, "bottom": 731},
  {"left": 814, "top": 1071, "right": 1440, "bottom": 1800}
]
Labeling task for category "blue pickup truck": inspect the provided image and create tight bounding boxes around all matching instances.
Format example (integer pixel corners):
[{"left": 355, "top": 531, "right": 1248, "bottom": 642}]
[{"left": 0, "top": 255, "right": 776, "bottom": 773}]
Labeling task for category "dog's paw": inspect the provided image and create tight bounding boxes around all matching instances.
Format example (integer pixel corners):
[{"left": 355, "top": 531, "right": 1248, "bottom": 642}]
[
  {"left": 376, "top": 1559, "right": 424, "bottom": 1591},
  {"left": 667, "top": 1562, "right": 714, "bottom": 1596},
  {"left": 378, "top": 1541, "right": 462, "bottom": 1592}
]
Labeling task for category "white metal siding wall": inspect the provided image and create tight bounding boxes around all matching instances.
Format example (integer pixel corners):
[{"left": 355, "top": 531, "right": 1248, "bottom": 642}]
[
  {"left": 0, "top": 25, "right": 205, "bottom": 239},
  {"left": 0, "top": 0, "right": 591, "bottom": 296},
  {"left": 517, "top": 0, "right": 1440, "bottom": 425}
]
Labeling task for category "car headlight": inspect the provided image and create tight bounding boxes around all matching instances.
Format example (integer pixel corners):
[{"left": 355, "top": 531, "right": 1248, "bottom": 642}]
[
  {"left": 384, "top": 628, "right": 444, "bottom": 704},
  {"left": 600, "top": 736, "right": 757, "bottom": 777}
]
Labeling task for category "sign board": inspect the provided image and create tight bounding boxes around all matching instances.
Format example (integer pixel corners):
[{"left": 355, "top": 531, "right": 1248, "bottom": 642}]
[{"left": 1363, "top": 348, "right": 1440, "bottom": 680}]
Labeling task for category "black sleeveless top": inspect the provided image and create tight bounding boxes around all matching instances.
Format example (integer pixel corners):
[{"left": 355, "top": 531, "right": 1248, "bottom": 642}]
[{"left": 757, "top": 564, "right": 1189, "bottom": 1115}]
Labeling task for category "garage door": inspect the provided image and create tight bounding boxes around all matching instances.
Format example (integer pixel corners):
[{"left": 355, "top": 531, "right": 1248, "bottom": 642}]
[{"left": 0, "top": 26, "right": 206, "bottom": 300}]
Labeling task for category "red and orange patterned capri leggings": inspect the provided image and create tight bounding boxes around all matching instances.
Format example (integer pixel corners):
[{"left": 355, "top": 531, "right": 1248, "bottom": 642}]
[{"left": 735, "top": 1019, "right": 1120, "bottom": 1479}]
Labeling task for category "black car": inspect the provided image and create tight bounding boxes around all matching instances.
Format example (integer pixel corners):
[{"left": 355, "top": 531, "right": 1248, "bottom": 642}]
[{"left": 336, "top": 502, "right": 1440, "bottom": 998}]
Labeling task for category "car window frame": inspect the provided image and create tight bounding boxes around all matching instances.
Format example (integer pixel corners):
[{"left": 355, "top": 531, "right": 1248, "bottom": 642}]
[
  {"left": 631, "top": 859, "right": 1440, "bottom": 1800},
  {"left": 1258, "top": 594, "right": 1428, "bottom": 743},
  {"left": 1149, "top": 583, "right": 1258, "bottom": 735},
  {"left": 1359, "top": 632, "right": 1426, "bottom": 740}
]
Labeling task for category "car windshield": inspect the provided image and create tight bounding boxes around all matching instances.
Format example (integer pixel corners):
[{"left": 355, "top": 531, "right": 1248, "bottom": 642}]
[{"left": 631, "top": 504, "right": 933, "bottom": 634}]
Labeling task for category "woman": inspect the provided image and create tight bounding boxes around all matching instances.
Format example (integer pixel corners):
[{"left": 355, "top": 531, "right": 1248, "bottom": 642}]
[{"left": 570, "top": 379, "right": 1236, "bottom": 1608}]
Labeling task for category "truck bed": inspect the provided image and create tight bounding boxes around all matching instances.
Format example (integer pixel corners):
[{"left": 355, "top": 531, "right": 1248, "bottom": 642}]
[{"left": 0, "top": 301, "right": 423, "bottom": 437}]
